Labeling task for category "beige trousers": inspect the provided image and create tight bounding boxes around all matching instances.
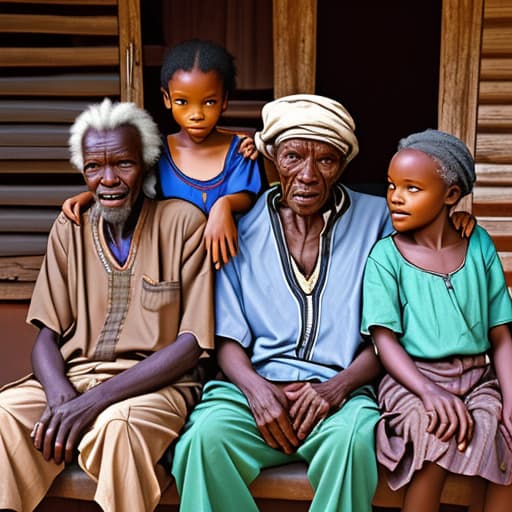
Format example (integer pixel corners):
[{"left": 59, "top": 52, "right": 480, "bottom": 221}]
[{"left": 0, "top": 359, "right": 193, "bottom": 512}]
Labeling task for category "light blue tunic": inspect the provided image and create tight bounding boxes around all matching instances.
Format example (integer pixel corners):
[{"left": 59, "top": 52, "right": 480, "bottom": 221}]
[
  {"left": 361, "top": 225, "right": 512, "bottom": 359},
  {"left": 215, "top": 184, "right": 393, "bottom": 381}
]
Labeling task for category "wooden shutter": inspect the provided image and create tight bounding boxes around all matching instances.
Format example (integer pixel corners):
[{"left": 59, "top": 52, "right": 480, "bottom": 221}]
[
  {"left": 0, "top": 0, "right": 143, "bottom": 299},
  {"left": 474, "top": 0, "right": 512, "bottom": 287}
]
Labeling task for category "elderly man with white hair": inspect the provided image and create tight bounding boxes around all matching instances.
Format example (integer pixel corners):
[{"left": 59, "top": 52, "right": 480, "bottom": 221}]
[
  {"left": 171, "top": 94, "right": 393, "bottom": 512},
  {"left": 0, "top": 99, "right": 213, "bottom": 512}
]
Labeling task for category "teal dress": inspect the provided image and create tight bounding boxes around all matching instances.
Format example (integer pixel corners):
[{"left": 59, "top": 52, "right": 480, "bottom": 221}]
[{"left": 361, "top": 225, "right": 512, "bottom": 488}]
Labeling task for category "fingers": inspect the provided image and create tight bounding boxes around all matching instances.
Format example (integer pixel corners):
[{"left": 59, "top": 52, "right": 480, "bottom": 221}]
[{"left": 72, "top": 202, "right": 81, "bottom": 226}]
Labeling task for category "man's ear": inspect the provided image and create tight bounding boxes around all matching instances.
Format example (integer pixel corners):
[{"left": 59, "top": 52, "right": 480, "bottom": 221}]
[
  {"left": 446, "top": 184, "right": 463, "bottom": 206},
  {"left": 161, "top": 87, "right": 171, "bottom": 110}
]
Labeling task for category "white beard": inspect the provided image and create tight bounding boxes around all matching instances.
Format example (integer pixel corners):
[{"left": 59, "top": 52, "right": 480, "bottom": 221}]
[{"left": 92, "top": 200, "right": 132, "bottom": 226}]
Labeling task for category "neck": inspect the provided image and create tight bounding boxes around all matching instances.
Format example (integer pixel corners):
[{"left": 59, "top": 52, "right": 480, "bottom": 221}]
[{"left": 399, "top": 213, "right": 461, "bottom": 250}]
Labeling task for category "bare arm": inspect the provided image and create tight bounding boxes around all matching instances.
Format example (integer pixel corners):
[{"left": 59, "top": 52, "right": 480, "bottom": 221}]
[
  {"left": 205, "top": 192, "right": 254, "bottom": 269},
  {"left": 284, "top": 343, "right": 382, "bottom": 440},
  {"left": 61, "top": 191, "right": 94, "bottom": 225},
  {"left": 371, "top": 325, "right": 473, "bottom": 449},
  {"left": 217, "top": 337, "right": 299, "bottom": 454},
  {"left": 33, "top": 331, "right": 202, "bottom": 464},
  {"left": 489, "top": 324, "right": 512, "bottom": 442}
]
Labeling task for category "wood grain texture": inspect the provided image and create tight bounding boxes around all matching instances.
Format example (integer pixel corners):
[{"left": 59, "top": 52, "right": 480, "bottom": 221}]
[{"left": 273, "top": 0, "right": 317, "bottom": 97}]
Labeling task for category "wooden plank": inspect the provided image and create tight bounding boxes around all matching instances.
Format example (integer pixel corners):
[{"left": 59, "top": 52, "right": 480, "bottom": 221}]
[
  {"left": 0, "top": 160, "right": 75, "bottom": 174},
  {"left": 0, "top": 14, "right": 117, "bottom": 35},
  {"left": 273, "top": 0, "right": 317, "bottom": 97},
  {"left": 0, "top": 126, "right": 69, "bottom": 147},
  {"left": 5, "top": 0, "right": 116, "bottom": 4},
  {"left": 0, "top": 255, "right": 44, "bottom": 283},
  {"left": 476, "top": 133, "right": 512, "bottom": 163},
  {"left": 118, "top": 0, "right": 144, "bottom": 105},
  {"left": 221, "top": 100, "right": 266, "bottom": 120},
  {"left": 478, "top": 104, "right": 512, "bottom": 130},
  {"left": 480, "top": 58, "right": 512, "bottom": 80},
  {"left": 478, "top": 218, "right": 512, "bottom": 251},
  {"left": 0, "top": 74, "right": 119, "bottom": 96},
  {"left": 0, "top": 186, "right": 86, "bottom": 206},
  {"left": 475, "top": 163, "right": 512, "bottom": 185},
  {"left": 485, "top": 0, "right": 512, "bottom": 20},
  {"left": 0, "top": 209, "right": 58, "bottom": 232},
  {"left": 0, "top": 281, "right": 35, "bottom": 301},
  {"left": 473, "top": 186, "right": 512, "bottom": 216},
  {"left": 479, "top": 80, "right": 512, "bottom": 103},
  {"left": 0, "top": 47, "right": 118, "bottom": 67},
  {"left": 0, "top": 147, "right": 70, "bottom": 160},
  {"left": 0, "top": 100, "right": 91, "bottom": 123},
  {"left": 0, "top": 234, "right": 49, "bottom": 257},
  {"left": 481, "top": 24, "right": 512, "bottom": 56}
]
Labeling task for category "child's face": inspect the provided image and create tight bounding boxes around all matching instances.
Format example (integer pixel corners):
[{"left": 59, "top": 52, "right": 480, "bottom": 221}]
[
  {"left": 162, "top": 68, "right": 227, "bottom": 143},
  {"left": 387, "top": 148, "right": 461, "bottom": 233}
]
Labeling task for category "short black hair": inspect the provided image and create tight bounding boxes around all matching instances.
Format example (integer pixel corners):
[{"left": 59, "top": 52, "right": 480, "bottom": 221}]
[{"left": 160, "top": 39, "right": 237, "bottom": 97}]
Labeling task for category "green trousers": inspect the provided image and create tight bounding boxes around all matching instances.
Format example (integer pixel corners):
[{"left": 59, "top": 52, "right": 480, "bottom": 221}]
[{"left": 172, "top": 380, "right": 379, "bottom": 512}]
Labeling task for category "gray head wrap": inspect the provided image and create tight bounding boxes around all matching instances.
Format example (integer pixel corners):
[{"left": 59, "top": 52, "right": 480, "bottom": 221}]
[
  {"left": 254, "top": 94, "right": 359, "bottom": 167},
  {"left": 397, "top": 129, "right": 475, "bottom": 196}
]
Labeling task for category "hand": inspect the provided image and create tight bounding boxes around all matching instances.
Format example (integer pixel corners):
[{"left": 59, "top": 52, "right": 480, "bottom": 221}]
[
  {"left": 31, "top": 391, "right": 99, "bottom": 465},
  {"left": 420, "top": 382, "right": 473, "bottom": 451},
  {"left": 61, "top": 191, "right": 94, "bottom": 226},
  {"left": 205, "top": 197, "right": 238, "bottom": 270},
  {"left": 245, "top": 380, "right": 299, "bottom": 454},
  {"left": 283, "top": 382, "right": 336, "bottom": 440},
  {"left": 238, "top": 136, "right": 259, "bottom": 161},
  {"left": 450, "top": 211, "right": 476, "bottom": 238}
]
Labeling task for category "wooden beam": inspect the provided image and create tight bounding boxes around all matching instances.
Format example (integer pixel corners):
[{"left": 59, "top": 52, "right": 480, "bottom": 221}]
[
  {"left": 118, "top": 0, "right": 144, "bottom": 105},
  {"left": 272, "top": 0, "right": 317, "bottom": 97},
  {"left": 438, "top": 0, "right": 484, "bottom": 212}
]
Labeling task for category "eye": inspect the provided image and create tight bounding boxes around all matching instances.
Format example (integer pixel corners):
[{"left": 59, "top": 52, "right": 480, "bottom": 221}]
[
  {"left": 173, "top": 98, "right": 186, "bottom": 106},
  {"left": 205, "top": 99, "right": 217, "bottom": 106},
  {"left": 408, "top": 185, "right": 420, "bottom": 192},
  {"left": 83, "top": 162, "right": 99, "bottom": 174},
  {"left": 118, "top": 159, "right": 135, "bottom": 168},
  {"left": 284, "top": 151, "right": 300, "bottom": 161},
  {"left": 387, "top": 182, "right": 395, "bottom": 190}
]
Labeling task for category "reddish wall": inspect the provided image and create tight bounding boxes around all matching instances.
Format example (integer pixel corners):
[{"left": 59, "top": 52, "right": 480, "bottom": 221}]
[{"left": 0, "top": 302, "right": 37, "bottom": 386}]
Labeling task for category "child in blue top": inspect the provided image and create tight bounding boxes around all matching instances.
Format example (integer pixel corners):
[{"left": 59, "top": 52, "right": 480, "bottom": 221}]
[
  {"left": 361, "top": 129, "right": 512, "bottom": 512},
  {"left": 63, "top": 39, "right": 264, "bottom": 269}
]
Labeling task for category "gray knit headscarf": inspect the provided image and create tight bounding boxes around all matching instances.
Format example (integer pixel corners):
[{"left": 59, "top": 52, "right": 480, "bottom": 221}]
[{"left": 397, "top": 129, "right": 475, "bottom": 196}]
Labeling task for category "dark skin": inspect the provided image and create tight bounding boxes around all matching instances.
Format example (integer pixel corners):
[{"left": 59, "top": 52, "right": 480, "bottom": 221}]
[
  {"left": 29, "top": 125, "right": 202, "bottom": 465},
  {"left": 371, "top": 149, "right": 512, "bottom": 512},
  {"left": 217, "top": 139, "right": 383, "bottom": 453}
]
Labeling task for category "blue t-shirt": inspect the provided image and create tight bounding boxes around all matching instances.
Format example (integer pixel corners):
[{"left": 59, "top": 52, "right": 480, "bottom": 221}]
[{"left": 156, "top": 135, "right": 263, "bottom": 213}]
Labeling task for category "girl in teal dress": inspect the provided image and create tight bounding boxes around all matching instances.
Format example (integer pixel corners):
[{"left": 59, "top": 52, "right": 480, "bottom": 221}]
[{"left": 361, "top": 129, "right": 512, "bottom": 512}]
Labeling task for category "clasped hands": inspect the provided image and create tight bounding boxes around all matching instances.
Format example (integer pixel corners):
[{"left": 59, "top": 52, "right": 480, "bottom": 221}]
[{"left": 247, "top": 379, "right": 343, "bottom": 455}]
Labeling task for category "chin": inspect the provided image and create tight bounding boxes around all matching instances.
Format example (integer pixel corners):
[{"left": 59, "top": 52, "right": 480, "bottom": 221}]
[{"left": 95, "top": 202, "right": 132, "bottom": 225}]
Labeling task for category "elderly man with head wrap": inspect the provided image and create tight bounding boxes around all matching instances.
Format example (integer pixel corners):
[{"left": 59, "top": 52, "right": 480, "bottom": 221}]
[
  {"left": 170, "top": 94, "right": 392, "bottom": 512},
  {"left": 0, "top": 99, "right": 213, "bottom": 512}
]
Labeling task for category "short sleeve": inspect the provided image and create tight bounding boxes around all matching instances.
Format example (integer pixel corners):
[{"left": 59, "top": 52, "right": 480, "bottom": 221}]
[
  {"left": 215, "top": 260, "right": 253, "bottom": 348},
  {"left": 361, "top": 243, "right": 403, "bottom": 336},
  {"left": 223, "top": 136, "right": 264, "bottom": 197}
]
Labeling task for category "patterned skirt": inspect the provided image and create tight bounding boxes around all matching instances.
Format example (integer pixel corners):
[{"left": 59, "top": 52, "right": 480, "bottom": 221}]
[{"left": 376, "top": 354, "right": 512, "bottom": 490}]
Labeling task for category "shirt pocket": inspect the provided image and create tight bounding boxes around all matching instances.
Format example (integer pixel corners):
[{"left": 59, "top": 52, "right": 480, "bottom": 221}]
[{"left": 141, "top": 275, "right": 180, "bottom": 312}]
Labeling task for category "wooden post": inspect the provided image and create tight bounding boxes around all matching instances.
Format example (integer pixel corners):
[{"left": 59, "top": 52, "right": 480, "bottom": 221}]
[
  {"left": 118, "top": 0, "right": 144, "bottom": 106},
  {"left": 272, "top": 0, "right": 317, "bottom": 98},
  {"left": 438, "top": 0, "right": 484, "bottom": 210}
]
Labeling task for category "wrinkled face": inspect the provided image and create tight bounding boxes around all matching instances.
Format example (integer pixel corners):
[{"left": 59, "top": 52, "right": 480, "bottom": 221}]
[
  {"left": 275, "top": 138, "right": 344, "bottom": 216},
  {"left": 82, "top": 125, "right": 144, "bottom": 220},
  {"left": 387, "top": 148, "right": 461, "bottom": 233},
  {"left": 162, "top": 67, "right": 228, "bottom": 143}
]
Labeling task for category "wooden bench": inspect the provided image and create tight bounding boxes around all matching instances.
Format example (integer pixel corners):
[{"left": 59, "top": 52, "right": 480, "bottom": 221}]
[{"left": 42, "top": 460, "right": 487, "bottom": 512}]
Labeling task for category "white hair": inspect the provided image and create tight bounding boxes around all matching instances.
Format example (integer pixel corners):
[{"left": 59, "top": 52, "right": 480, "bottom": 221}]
[{"left": 69, "top": 98, "right": 161, "bottom": 171}]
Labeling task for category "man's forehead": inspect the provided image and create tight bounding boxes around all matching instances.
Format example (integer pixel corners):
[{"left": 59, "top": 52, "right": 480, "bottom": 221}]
[
  {"left": 83, "top": 125, "right": 141, "bottom": 150},
  {"left": 278, "top": 138, "right": 341, "bottom": 154}
]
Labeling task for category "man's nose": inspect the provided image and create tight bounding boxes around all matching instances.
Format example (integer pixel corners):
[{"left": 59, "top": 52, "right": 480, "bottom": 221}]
[
  {"left": 298, "top": 158, "right": 317, "bottom": 182},
  {"left": 190, "top": 106, "right": 204, "bottom": 120},
  {"left": 101, "top": 166, "right": 119, "bottom": 185}
]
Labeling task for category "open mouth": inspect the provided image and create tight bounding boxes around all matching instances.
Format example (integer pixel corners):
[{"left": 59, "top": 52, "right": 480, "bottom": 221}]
[{"left": 97, "top": 191, "right": 129, "bottom": 206}]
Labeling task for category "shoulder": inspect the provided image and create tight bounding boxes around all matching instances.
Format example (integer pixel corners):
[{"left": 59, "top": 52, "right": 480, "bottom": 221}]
[
  {"left": 151, "top": 197, "right": 207, "bottom": 232},
  {"left": 470, "top": 224, "right": 499, "bottom": 262}
]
